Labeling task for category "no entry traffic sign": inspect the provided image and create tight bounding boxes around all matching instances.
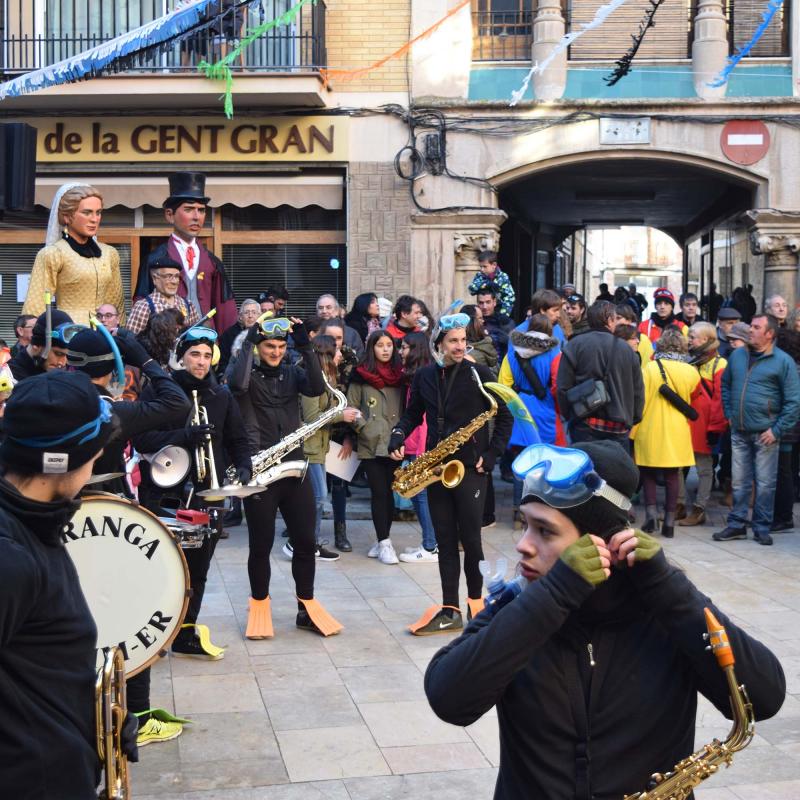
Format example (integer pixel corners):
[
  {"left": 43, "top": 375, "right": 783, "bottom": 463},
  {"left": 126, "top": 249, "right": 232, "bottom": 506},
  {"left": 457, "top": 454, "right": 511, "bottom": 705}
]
[{"left": 721, "top": 120, "right": 770, "bottom": 165}]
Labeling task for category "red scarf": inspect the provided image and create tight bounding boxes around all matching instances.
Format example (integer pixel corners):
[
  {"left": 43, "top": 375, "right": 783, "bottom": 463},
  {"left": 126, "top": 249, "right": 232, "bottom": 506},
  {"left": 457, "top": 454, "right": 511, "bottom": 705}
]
[{"left": 356, "top": 362, "right": 404, "bottom": 390}]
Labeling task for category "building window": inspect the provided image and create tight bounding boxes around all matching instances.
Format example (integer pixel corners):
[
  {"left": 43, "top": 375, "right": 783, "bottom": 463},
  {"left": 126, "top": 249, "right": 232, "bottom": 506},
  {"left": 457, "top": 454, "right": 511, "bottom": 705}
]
[{"left": 472, "top": 0, "right": 534, "bottom": 61}]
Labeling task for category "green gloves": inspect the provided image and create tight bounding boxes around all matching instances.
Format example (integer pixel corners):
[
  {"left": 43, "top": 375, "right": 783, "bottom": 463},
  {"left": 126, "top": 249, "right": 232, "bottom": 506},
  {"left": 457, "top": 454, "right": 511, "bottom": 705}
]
[
  {"left": 560, "top": 534, "right": 609, "bottom": 587},
  {"left": 631, "top": 530, "right": 661, "bottom": 562}
]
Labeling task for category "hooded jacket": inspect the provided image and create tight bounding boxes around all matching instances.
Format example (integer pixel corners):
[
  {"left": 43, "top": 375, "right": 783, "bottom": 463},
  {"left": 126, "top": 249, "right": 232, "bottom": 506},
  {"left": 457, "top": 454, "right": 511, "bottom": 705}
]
[
  {"left": 499, "top": 329, "right": 560, "bottom": 445},
  {"left": 0, "top": 478, "right": 100, "bottom": 798},
  {"left": 638, "top": 312, "right": 687, "bottom": 344},
  {"left": 425, "top": 550, "right": 785, "bottom": 800}
]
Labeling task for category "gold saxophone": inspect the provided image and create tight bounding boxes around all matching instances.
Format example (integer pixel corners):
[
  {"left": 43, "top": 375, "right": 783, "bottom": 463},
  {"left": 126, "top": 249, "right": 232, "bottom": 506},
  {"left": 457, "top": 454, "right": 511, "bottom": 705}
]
[
  {"left": 623, "top": 607, "right": 755, "bottom": 800},
  {"left": 392, "top": 368, "right": 500, "bottom": 499},
  {"left": 96, "top": 647, "right": 129, "bottom": 800}
]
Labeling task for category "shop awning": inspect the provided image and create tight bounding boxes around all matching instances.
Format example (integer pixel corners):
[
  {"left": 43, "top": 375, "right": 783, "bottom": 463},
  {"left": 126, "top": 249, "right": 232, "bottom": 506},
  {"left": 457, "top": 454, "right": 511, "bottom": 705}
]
[{"left": 34, "top": 175, "right": 343, "bottom": 210}]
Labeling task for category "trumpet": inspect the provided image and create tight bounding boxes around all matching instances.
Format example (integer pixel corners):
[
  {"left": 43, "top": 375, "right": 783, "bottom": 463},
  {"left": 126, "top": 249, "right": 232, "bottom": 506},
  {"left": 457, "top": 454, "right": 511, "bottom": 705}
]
[
  {"left": 192, "top": 389, "right": 221, "bottom": 496},
  {"left": 96, "top": 647, "right": 129, "bottom": 800}
]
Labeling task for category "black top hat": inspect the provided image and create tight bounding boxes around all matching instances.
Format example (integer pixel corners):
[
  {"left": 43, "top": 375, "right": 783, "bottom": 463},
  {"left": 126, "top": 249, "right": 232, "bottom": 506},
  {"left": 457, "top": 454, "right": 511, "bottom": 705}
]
[{"left": 164, "top": 172, "right": 210, "bottom": 208}]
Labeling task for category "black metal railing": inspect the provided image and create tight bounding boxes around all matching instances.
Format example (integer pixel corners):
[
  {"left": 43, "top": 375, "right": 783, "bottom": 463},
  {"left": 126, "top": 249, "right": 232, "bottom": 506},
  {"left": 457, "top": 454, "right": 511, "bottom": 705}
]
[{"left": 1, "top": 0, "right": 326, "bottom": 76}]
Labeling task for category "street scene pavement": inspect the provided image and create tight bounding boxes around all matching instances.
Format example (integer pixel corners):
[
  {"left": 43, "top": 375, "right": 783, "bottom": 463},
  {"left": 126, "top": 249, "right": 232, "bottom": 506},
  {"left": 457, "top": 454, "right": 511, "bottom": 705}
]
[{"left": 133, "top": 485, "right": 800, "bottom": 800}]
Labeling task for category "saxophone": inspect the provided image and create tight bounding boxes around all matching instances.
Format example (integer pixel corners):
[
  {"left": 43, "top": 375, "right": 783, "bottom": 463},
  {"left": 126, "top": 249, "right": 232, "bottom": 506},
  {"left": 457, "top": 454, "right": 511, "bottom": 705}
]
[
  {"left": 392, "top": 367, "right": 499, "bottom": 499},
  {"left": 225, "top": 372, "right": 347, "bottom": 488},
  {"left": 623, "top": 608, "right": 755, "bottom": 800}
]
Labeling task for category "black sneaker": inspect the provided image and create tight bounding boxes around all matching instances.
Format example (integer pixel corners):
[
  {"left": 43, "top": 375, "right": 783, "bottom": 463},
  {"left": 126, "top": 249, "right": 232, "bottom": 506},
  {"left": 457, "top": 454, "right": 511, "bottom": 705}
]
[
  {"left": 316, "top": 545, "right": 340, "bottom": 562},
  {"left": 411, "top": 607, "right": 463, "bottom": 636},
  {"left": 770, "top": 518, "right": 794, "bottom": 532},
  {"left": 712, "top": 526, "right": 747, "bottom": 542},
  {"left": 755, "top": 532, "right": 774, "bottom": 546}
]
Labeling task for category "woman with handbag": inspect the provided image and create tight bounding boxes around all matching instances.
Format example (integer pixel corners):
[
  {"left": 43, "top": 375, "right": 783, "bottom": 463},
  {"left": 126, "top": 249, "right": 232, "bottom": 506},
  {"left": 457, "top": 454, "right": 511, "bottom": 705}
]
[
  {"left": 632, "top": 328, "right": 700, "bottom": 538},
  {"left": 676, "top": 323, "right": 728, "bottom": 527}
]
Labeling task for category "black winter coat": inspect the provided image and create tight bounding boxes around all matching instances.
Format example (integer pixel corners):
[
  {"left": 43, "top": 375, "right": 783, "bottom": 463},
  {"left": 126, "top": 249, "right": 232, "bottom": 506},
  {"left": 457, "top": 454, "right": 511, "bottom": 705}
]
[
  {"left": 425, "top": 551, "right": 785, "bottom": 800},
  {"left": 133, "top": 370, "right": 252, "bottom": 487},
  {"left": 9, "top": 347, "right": 43, "bottom": 381},
  {"left": 227, "top": 343, "right": 325, "bottom": 459},
  {"left": 394, "top": 361, "right": 512, "bottom": 468},
  {"left": 0, "top": 478, "right": 100, "bottom": 799},
  {"left": 557, "top": 329, "right": 645, "bottom": 427}
]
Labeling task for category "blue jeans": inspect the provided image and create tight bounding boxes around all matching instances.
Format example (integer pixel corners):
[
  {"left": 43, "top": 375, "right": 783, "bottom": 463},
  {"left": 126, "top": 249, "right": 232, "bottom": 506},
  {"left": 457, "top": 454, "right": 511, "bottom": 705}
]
[
  {"left": 406, "top": 457, "right": 437, "bottom": 551},
  {"left": 728, "top": 430, "right": 780, "bottom": 537},
  {"left": 308, "top": 462, "right": 327, "bottom": 544}
]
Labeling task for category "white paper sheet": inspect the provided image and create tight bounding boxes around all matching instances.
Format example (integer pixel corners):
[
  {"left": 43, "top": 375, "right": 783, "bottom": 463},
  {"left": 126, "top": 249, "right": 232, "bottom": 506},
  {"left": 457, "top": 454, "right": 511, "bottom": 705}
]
[
  {"left": 325, "top": 441, "right": 361, "bottom": 482},
  {"left": 16, "top": 274, "right": 30, "bottom": 303}
]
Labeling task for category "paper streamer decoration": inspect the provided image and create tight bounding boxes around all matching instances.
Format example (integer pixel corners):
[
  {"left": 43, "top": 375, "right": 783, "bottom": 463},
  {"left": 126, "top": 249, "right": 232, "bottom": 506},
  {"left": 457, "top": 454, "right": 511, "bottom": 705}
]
[
  {"left": 0, "top": 0, "right": 239, "bottom": 100},
  {"left": 604, "top": 0, "right": 666, "bottom": 86},
  {"left": 707, "top": 0, "right": 785, "bottom": 88},
  {"left": 510, "top": 0, "right": 629, "bottom": 106},
  {"left": 319, "top": 0, "right": 471, "bottom": 87},
  {"left": 198, "top": 0, "right": 314, "bottom": 118}
]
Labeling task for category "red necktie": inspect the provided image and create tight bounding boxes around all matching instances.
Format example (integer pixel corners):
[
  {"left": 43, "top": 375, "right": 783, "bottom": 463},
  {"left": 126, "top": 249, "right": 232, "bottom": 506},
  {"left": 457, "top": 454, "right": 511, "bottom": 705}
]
[{"left": 186, "top": 246, "right": 195, "bottom": 272}]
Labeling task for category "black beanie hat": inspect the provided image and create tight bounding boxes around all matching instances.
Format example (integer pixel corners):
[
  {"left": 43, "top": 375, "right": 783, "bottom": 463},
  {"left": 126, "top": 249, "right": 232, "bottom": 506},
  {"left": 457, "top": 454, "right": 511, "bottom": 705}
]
[
  {"left": 0, "top": 371, "right": 114, "bottom": 475},
  {"left": 521, "top": 441, "right": 639, "bottom": 540},
  {"left": 66, "top": 329, "right": 115, "bottom": 378},
  {"left": 176, "top": 333, "right": 215, "bottom": 361},
  {"left": 31, "top": 309, "right": 74, "bottom": 347}
]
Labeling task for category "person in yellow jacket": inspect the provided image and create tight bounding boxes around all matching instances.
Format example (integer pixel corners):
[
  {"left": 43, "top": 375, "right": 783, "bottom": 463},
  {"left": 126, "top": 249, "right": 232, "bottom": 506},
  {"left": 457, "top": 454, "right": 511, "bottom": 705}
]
[{"left": 632, "top": 328, "right": 700, "bottom": 538}]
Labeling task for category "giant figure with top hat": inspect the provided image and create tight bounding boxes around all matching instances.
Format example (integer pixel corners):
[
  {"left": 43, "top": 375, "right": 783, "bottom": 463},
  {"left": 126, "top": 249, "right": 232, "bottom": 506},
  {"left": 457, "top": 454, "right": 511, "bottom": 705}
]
[{"left": 134, "top": 172, "right": 237, "bottom": 333}]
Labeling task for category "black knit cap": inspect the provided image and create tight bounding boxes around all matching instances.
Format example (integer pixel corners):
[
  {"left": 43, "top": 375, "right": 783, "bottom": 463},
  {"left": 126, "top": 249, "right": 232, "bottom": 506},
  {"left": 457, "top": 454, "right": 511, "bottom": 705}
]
[
  {"left": 521, "top": 440, "right": 639, "bottom": 540},
  {"left": 0, "top": 371, "right": 114, "bottom": 475},
  {"left": 31, "top": 309, "right": 73, "bottom": 347},
  {"left": 176, "top": 333, "right": 215, "bottom": 360},
  {"left": 66, "top": 328, "right": 115, "bottom": 378}
]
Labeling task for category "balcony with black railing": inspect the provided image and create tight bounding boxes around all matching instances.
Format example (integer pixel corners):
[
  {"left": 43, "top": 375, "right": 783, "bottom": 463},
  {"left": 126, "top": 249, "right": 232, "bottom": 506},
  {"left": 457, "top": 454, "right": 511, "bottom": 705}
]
[{"left": 0, "top": 0, "right": 326, "bottom": 77}]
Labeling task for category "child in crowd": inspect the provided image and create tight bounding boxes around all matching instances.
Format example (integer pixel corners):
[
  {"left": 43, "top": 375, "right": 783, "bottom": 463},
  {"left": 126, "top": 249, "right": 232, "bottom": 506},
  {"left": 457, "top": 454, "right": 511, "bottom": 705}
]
[{"left": 468, "top": 250, "right": 515, "bottom": 317}]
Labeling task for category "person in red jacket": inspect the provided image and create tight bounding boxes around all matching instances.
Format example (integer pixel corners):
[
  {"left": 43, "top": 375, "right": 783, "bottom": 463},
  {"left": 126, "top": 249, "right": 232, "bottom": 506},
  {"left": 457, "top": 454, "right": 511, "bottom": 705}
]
[
  {"left": 639, "top": 287, "right": 687, "bottom": 345},
  {"left": 677, "top": 323, "right": 728, "bottom": 526}
]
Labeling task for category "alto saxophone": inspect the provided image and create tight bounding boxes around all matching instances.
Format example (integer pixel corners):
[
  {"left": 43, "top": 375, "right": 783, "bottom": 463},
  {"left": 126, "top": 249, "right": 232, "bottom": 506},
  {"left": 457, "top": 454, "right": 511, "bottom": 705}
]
[
  {"left": 623, "top": 608, "right": 755, "bottom": 800},
  {"left": 392, "top": 367, "right": 499, "bottom": 499},
  {"left": 225, "top": 372, "right": 347, "bottom": 488}
]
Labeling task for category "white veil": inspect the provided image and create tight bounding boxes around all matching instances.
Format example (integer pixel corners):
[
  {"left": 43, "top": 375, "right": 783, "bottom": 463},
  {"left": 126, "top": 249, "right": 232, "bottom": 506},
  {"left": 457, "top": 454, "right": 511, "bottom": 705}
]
[{"left": 45, "top": 182, "right": 91, "bottom": 246}]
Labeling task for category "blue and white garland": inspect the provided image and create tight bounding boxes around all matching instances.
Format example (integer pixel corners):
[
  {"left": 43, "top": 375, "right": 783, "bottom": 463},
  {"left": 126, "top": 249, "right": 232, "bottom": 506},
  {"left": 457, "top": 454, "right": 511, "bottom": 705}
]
[
  {"left": 0, "top": 0, "right": 253, "bottom": 101},
  {"left": 708, "top": 0, "right": 785, "bottom": 88}
]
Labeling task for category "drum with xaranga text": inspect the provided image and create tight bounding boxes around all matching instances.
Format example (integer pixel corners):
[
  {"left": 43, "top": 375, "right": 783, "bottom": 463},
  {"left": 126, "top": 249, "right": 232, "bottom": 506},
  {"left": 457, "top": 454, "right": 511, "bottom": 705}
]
[{"left": 64, "top": 496, "right": 190, "bottom": 676}]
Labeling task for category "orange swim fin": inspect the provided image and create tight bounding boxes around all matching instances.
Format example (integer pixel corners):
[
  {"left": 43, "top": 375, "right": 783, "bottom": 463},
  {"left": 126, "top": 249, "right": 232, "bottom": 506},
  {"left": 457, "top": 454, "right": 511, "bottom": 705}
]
[
  {"left": 297, "top": 597, "right": 343, "bottom": 637},
  {"left": 245, "top": 596, "right": 274, "bottom": 639}
]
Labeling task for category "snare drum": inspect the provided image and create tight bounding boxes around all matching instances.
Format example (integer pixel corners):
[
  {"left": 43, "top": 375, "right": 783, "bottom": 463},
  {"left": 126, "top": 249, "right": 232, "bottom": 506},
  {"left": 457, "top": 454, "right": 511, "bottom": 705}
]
[
  {"left": 65, "top": 496, "right": 190, "bottom": 676},
  {"left": 159, "top": 517, "right": 212, "bottom": 550}
]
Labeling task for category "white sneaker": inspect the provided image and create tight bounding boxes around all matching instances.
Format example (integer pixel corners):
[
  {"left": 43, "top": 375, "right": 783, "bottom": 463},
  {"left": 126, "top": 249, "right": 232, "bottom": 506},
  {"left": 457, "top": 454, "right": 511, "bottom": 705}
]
[
  {"left": 367, "top": 541, "right": 381, "bottom": 558},
  {"left": 399, "top": 546, "right": 438, "bottom": 564},
  {"left": 282, "top": 542, "right": 293, "bottom": 560},
  {"left": 378, "top": 539, "right": 399, "bottom": 565}
]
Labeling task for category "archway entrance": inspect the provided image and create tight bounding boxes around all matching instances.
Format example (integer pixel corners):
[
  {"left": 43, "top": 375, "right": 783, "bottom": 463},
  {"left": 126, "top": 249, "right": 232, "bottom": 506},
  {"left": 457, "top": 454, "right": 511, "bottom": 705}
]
[{"left": 494, "top": 155, "right": 762, "bottom": 317}]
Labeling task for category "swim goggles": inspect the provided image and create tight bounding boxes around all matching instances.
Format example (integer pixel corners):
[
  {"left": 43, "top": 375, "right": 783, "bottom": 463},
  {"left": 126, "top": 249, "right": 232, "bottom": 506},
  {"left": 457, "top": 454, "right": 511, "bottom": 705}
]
[
  {"left": 258, "top": 317, "right": 292, "bottom": 338},
  {"left": 10, "top": 395, "right": 113, "bottom": 447},
  {"left": 438, "top": 313, "right": 470, "bottom": 332},
  {"left": 514, "top": 443, "right": 631, "bottom": 511},
  {"left": 53, "top": 322, "right": 86, "bottom": 346},
  {"left": 182, "top": 325, "right": 219, "bottom": 344},
  {"left": 60, "top": 323, "right": 116, "bottom": 369}
]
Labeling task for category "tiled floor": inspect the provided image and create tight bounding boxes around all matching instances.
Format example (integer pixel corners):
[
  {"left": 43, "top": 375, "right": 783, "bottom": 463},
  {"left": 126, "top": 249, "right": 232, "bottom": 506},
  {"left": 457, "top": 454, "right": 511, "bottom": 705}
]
[{"left": 131, "top": 488, "right": 800, "bottom": 799}]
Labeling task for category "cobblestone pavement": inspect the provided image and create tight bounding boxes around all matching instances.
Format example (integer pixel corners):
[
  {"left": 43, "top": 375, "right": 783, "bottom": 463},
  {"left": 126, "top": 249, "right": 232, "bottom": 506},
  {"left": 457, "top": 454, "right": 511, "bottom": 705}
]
[{"left": 132, "top": 486, "right": 800, "bottom": 799}]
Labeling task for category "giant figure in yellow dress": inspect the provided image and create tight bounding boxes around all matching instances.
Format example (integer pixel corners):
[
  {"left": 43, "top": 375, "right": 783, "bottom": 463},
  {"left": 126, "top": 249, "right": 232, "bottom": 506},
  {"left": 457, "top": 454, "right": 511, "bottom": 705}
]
[{"left": 22, "top": 183, "right": 125, "bottom": 326}]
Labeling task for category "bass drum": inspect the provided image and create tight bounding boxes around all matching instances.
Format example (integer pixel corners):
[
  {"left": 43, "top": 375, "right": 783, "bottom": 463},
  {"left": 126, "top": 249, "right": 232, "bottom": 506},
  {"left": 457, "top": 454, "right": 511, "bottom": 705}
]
[{"left": 65, "top": 495, "right": 190, "bottom": 676}]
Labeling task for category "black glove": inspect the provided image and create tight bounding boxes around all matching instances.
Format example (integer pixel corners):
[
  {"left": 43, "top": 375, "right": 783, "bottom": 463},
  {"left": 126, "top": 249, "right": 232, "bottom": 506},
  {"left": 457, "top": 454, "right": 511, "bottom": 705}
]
[
  {"left": 114, "top": 328, "right": 152, "bottom": 369},
  {"left": 245, "top": 323, "right": 262, "bottom": 345},
  {"left": 707, "top": 431, "right": 721, "bottom": 447},
  {"left": 184, "top": 423, "right": 214, "bottom": 446},
  {"left": 121, "top": 711, "right": 140, "bottom": 763},
  {"left": 388, "top": 429, "right": 405, "bottom": 454},
  {"left": 291, "top": 321, "right": 310, "bottom": 349},
  {"left": 236, "top": 466, "right": 252, "bottom": 485},
  {"left": 478, "top": 450, "right": 496, "bottom": 473}
]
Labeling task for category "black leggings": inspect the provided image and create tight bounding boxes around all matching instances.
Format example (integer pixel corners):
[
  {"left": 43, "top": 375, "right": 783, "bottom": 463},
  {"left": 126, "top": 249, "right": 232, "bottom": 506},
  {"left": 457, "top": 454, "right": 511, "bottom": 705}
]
[
  {"left": 244, "top": 475, "right": 316, "bottom": 601},
  {"left": 428, "top": 469, "right": 487, "bottom": 607},
  {"left": 362, "top": 457, "right": 397, "bottom": 541}
]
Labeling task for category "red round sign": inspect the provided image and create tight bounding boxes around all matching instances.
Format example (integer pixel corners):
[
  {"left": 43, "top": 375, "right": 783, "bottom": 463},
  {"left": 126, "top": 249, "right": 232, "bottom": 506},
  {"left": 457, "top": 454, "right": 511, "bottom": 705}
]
[{"left": 721, "top": 120, "right": 770, "bottom": 166}]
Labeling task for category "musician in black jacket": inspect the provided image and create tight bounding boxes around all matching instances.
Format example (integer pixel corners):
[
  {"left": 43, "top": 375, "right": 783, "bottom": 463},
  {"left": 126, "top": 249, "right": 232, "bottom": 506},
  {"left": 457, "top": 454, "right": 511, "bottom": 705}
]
[
  {"left": 133, "top": 328, "right": 252, "bottom": 659},
  {"left": 425, "top": 441, "right": 785, "bottom": 800},
  {"left": 389, "top": 313, "right": 513, "bottom": 635},
  {"left": 227, "top": 316, "right": 342, "bottom": 639},
  {"left": 0, "top": 371, "right": 138, "bottom": 796}
]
